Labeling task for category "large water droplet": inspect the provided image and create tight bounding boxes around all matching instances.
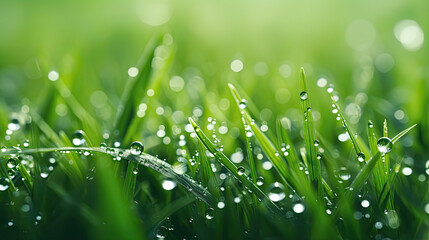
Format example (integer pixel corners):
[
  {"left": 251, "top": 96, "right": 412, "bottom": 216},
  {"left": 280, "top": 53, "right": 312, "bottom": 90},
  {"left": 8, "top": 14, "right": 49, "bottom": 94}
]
[
  {"left": 205, "top": 208, "right": 215, "bottom": 219},
  {"left": 299, "top": 91, "right": 308, "bottom": 101},
  {"left": 0, "top": 178, "right": 10, "bottom": 191},
  {"left": 267, "top": 182, "right": 286, "bottom": 202},
  {"left": 377, "top": 137, "right": 392, "bottom": 154},
  {"left": 72, "top": 130, "right": 85, "bottom": 146},
  {"left": 130, "top": 141, "right": 144, "bottom": 155}
]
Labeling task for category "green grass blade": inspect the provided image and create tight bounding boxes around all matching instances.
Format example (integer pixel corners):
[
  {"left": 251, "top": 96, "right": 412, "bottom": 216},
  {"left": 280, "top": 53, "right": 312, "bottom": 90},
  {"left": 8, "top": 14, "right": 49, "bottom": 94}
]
[
  {"left": 189, "top": 117, "right": 284, "bottom": 217},
  {"left": 336, "top": 123, "right": 417, "bottom": 212},
  {"left": 330, "top": 94, "right": 370, "bottom": 163},
  {"left": 299, "top": 68, "right": 323, "bottom": 199},
  {"left": 245, "top": 129, "right": 257, "bottom": 184}
]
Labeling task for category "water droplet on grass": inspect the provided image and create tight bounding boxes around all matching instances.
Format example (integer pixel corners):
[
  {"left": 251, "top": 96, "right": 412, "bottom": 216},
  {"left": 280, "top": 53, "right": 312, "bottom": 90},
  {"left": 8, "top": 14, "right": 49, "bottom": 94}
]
[
  {"left": 313, "top": 139, "right": 320, "bottom": 147},
  {"left": 8, "top": 118, "right": 20, "bottom": 131},
  {"left": 205, "top": 208, "right": 215, "bottom": 219},
  {"left": 293, "top": 203, "right": 305, "bottom": 213},
  {"left": 239, "top": 99, "right": 247, "bottom": 109},
  {"left": 162, "top": 179, "right": 177, "bottom": 190},
  {"left": 299, "top": 91, "right": 308, "bottom": 100},
  {"left": 130, "top": 141, "right": 144, "bottom": 155},
  {"left": 0, "top": 178, "right": 10, "bottom": 191},
  {"left": 337, "top": 167, "right": 351, "bottom": 181},
  {"left": 377, "top": 137, "right": 392, "bottom": 154},
  {"left": 237, "top": 167, "right": 245, "bottom": 175},
  {"left": 7, "top": 158, "right": 17, "bottom": 169},
  {"left": 268, "top": 182, "right": 285, "bottom": 202},
  {"left": 256, "top": 176, "right": 264, "bottom": 186},
  {"left": 357, "top": 152, "right": 365, "bottom": 162},
  {"left": 72, "top": 130, "right": 85, "bottom": 146},
  {"left": 156, "top": 226, "right": 168, "bottom": 239}
]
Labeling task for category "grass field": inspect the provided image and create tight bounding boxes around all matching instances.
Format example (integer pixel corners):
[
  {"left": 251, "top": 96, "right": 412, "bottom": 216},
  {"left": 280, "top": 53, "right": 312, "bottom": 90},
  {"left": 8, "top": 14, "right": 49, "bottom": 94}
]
[{"left": 0, "top": 0, "right": 428, "bottom": 239}]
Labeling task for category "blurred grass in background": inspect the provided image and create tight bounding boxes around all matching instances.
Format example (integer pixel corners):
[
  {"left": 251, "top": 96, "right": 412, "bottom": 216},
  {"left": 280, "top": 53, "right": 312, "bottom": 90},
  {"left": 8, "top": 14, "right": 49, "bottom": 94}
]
[{"left": 0, "top": 0, "right": 428, "bottom": 239}]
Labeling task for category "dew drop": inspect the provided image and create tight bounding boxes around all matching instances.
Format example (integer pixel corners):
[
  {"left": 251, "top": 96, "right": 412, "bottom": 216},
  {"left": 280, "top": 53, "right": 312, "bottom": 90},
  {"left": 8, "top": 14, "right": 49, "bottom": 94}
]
[
  {"left": 239, "top": 99, "right": 247, "bottom": 109},
  {"left": 357, "top": 152, "right": 365, "bottom": 162},
  {"left": 299, "top": 91, "right": 308, "bottom": 101},
  {"left": 8, "top": 118, "right": 20, "bottom": 131},
  {"left": 267, "top": 182, "right": 286, "bottom": 202},
  {"left": 377, "top": 137, "right": 392, "bottom": 154},
  {"left": 205, "top": 208, "right": 215, "bottom": 219},
  {"left": 162, "top": 179, "right": 177, "bottom": 190},
  {"left": 293, "top": 203, "right": 305, "bottom": 213},
  {"left": 130, "top": 141, "right": 144, "bottom": 155},
  {"left": 0, "top": 178, "right": 10, "bottom": 191},
  {"left": 156, "top": 226, "right": 168, "bottom": 239},
  {"left": 40, "top": 172, "right": 49, "bottom": 179},
  {"left": 237, "top": 167, "right": 245, "bottom": 176},
  {"left": 313, "top": 139, "right": 320, "bottom": 147},
  {"left": 256, "top": 176, "right": 264, "bottom": 186},
  {"left": 72, "top": 130, "right": 86, "bottom": 146},
  {"left": 337, "top": 167, "right": 351, "bottom": 181},
  {"left": 7, "top": 158, "right": 17, "bottom": 169}
]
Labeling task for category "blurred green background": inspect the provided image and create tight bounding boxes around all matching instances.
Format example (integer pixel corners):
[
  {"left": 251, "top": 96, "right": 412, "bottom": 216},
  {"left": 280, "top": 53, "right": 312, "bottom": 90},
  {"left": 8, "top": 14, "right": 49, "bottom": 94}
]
[{"left": 0, "top": 0, "right": 428, "bottom": 239}]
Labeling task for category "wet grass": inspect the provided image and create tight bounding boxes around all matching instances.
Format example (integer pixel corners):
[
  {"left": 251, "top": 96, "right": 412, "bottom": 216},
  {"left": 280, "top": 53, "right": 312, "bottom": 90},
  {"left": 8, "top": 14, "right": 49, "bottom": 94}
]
[{"left": 0, "top": 33, "right": 428, "bottom": 240}]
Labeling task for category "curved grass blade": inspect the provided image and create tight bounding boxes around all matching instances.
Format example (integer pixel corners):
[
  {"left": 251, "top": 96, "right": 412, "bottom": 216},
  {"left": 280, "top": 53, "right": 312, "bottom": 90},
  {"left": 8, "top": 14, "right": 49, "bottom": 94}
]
[
  {"left": 189, "top": 118, "right": 285, "bottom": 217},
  {"left": 299, "top": 68, "right": 323, "bottom": 199},
  {"left": 0, "top": 146, "right": 215, "bottom": 206}
]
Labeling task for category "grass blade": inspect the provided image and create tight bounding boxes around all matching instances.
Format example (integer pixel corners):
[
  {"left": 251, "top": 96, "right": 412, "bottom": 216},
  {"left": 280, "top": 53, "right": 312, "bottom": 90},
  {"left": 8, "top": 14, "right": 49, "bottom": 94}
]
[{"left": 299, "top": 68, "right": 323, "bottom": 199}]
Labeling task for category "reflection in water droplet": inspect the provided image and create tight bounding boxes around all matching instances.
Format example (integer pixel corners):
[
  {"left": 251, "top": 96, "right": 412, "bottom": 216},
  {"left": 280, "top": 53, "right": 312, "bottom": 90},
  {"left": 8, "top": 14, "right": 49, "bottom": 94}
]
[
  {"left": 237, "top": 167, "right": 245, "bottom": 176},
  {"left": 0, "top": 178, "right": 10, "bottom": 191},
  {"left": 130, "top": 141, "right": 144, "bottom": 155},
  {"left": 156, "top": 226, "right": 168, "bottom": 239},
  {"left": 357, "top": 152, "right": 365, "bottom": 162},
  {"left": 256, "top": 176, "right": 264, "bottom": 186},
  {"left": 293, "top": 203, "right": 305, "bottom": 213},
  {"left": 205, "top": 208, "right": 215, "bottom": 219},
  {"left": 72, "top": 130, "right": 85, "bottom": 146},
  {"left": 377, "top": 137, "right": 392, "bottom": 154},
  {"left": 300, "top": 92, "right": 308, "bottom": 100},
  {"left": 268, "top": 182, "right": 286, "bottom": 202},
  {"left": 162, "top": 179, "right": 177, "bottom": 190}
]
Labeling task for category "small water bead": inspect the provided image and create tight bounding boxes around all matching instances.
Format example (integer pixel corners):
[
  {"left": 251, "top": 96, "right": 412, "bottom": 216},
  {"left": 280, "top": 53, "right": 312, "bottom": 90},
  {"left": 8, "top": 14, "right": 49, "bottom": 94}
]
[
  {"left": 313, "top": 139, "right": 320, "bottom": 147},
  {"left": 267, "top": 182, "right": 286, "bottom": 202},
  {"left": 205, "top": 208, "right": 215, "bottom": 219},
  {"left": 361, "top": 199, "right": 370, "bottom": 208},
  {"left": 0, "top": 178, "right": 10, "bottom": 191},
  {"left": 132, "top": 168, "right": 139, "bottom": 174},
  {"left": 293, "top": 203, "right": 305, "bottom": 213},
  {"left": 368, "top": 121, "right": 374, "bottom": 128},
  {"left": 377, "top": 137, "right": 392, "bottom": 154},
  {"left": 337, "top": 167, "right": 351, "bottom": 181},
  {"left": 72, "top": 130, "right": 86, "bottom": 146},
  {"left": 375, "top": 222, "right": 383, "bottom": 229},
  {"left": 23, "top": 140, "right": 30, "bottom": 148},
  {"left": 299, "top": 91, "right": 308, "bottom": 101},
  {"left": 40, "top": 172, "right": 49, "bottom": 179},
  {"left": 8, "top": 118, "right": 20, "bottom": 131},
  {"left": 36, "top": 215, "right": 42, "bottom": 221},
  {"left": 156, "top": 226, "right": 168, "bottom": 239},
  {"left": 162, "top": 179, "right": 177, "bottom": 190},
  {"left": 239, "top": 99, "right": 247, "bottom": 109},
  {"left": 130, "top": 141, "right": 144, "bottom": 155},
  {"left": 357, "top": 152, "right": 366, "bottom": 162},
  {"left": 7, "top": 158, "right": 17, "bottom": 169},
  {"left": 217, "top": 201, "right": 225, "bottom": 209},
  {"left": 237, "top": 167, "right": 246, "bottom": 176},
  {"left": 256, "top": 176, "right": 264, "bottom": 186}
]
